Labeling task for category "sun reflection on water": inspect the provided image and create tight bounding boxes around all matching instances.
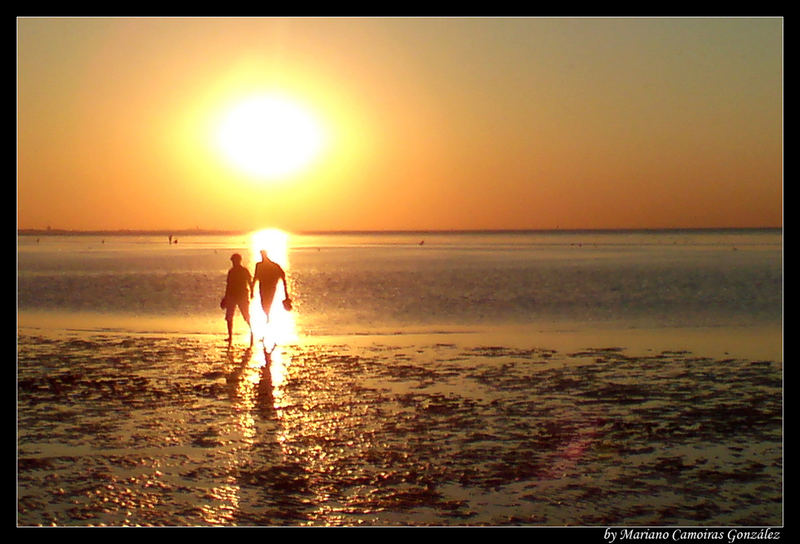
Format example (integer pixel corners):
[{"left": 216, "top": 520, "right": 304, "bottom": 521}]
[
  {"left": 202, "top": 228, "right": 303, "bottom": 524},
  {"left": 209, "top": 229, "right": 378, "bottom": 524},
  {"left": 199, "top": 484, "right": 240, "bottom": 525}
]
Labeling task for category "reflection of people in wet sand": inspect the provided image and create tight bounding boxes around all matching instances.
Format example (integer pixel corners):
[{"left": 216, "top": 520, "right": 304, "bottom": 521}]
[
  {"left": 257, "top": 346, "right": 276, "bottom": 415},
  {"left": 222, "top": 253, "right": 253, "bottom": 346},
  {"left": 224, "top": 346, "right": 275, "bottom": 417},
  {"left": 251, "top": 250, "right": 291, "bottom": 322}
]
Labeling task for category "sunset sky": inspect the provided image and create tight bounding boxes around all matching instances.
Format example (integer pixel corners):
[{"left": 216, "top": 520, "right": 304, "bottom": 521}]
[{"left": 17, "top": 17, "right": 782, "bottom": 232}]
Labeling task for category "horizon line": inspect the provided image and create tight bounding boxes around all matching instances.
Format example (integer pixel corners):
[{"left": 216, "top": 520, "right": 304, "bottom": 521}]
[{"left": 17, "top": 226, "right": 783, "bottom": 236}]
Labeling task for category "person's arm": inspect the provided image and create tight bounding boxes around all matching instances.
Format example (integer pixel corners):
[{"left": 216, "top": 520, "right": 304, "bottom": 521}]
[
  {"left": 250, "top": 265, "right": 257, "bottom": 298},
  {"left": 224, "top": 269, "right": 232, "bottom": 297},
  {"left": 281, "top": 268, "right": 290, "bottom": 299}
]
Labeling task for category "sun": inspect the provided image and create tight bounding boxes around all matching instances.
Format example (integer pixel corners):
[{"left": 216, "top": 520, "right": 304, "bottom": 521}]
[{"left": 215, "top": 93, "right": 325, "bottom": 180}]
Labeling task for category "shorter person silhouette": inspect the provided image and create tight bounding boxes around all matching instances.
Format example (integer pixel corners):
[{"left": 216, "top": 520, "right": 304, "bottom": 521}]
[
  {"left": 222, "top": 253, "right": 253, "bottom": 346},
  {"left": 251, "top": 250, "right": 291, "bottom": 323}
]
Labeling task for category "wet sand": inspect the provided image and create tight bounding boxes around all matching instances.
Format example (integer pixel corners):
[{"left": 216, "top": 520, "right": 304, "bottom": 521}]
[{"left": 17, "top": 328, "right": 782, "bottom": 526}]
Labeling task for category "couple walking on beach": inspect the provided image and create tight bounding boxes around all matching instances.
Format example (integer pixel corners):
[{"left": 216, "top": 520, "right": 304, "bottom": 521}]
[{"left": 222, "top": 250, "right": 291, "bottom": 346}]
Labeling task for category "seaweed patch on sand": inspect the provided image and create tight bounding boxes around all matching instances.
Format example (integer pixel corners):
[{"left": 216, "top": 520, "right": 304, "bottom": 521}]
[{"left": 18, "top": 333, "right": 782, "bottom": 526}]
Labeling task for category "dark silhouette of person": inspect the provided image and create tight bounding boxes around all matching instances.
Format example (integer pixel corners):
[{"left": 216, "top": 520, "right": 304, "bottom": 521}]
[
  {"left": 251, "top": 250, "right": 291, "bottom": 322},
  {"left": 223, "top": 253, "right": 253, "bottom": 345}
]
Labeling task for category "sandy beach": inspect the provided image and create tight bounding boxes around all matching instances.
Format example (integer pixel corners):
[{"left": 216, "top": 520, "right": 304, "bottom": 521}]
[{"left": 17, "top": 323, "right": 782, "bottom": 527}]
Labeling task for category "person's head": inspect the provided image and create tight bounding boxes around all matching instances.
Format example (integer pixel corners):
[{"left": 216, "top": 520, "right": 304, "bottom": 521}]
[
  {"left": 230, "top": 253, "right": 243, "bottom": 265},
  {"left": 260, "top": 249, "right": 268, "bottom": 261}
]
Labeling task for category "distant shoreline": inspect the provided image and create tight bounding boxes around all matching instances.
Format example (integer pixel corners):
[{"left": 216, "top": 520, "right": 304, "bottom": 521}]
[{"left": 17, "top": 226, "right": 782, "bottom": 237}]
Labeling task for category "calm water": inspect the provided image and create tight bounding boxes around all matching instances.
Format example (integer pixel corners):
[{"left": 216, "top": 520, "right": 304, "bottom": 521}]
[{"left": 17, "top": 229, "right": 783, "bottom": 339}]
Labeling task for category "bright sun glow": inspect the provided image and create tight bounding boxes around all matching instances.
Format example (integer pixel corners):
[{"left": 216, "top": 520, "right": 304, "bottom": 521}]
[
  {"left": 248, "top": 228, "right": 297, "bottom": 352},
  {"left": 216, "top": 94, "right": 325, "bottom": 179}
]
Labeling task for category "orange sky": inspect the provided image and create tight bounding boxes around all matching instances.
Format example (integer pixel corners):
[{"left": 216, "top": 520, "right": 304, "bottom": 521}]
[{"left": 17, "top": 17, "right": 783, "bottom": 232}]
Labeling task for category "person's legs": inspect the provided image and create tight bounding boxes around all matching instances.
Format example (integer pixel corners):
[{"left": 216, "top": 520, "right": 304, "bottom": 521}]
[
  {"left": 225, "top": 301, "right": 237, "bottom": 343},
  {"left": 260, "top": 286, "right": 277, "bottom": 323},
  {"left": 239, "top": 299, "right": 253, "bottom": 346}
]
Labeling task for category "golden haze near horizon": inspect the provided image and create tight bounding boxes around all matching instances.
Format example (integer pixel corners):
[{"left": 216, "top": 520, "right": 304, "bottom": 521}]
[{"left": 17, "top": 17, "right": 782, "bottom": 233}]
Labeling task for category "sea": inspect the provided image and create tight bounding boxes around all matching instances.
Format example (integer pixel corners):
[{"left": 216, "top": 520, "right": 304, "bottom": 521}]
[{"left": 17, "top": 229, "right": 784, "bottom": 527}]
